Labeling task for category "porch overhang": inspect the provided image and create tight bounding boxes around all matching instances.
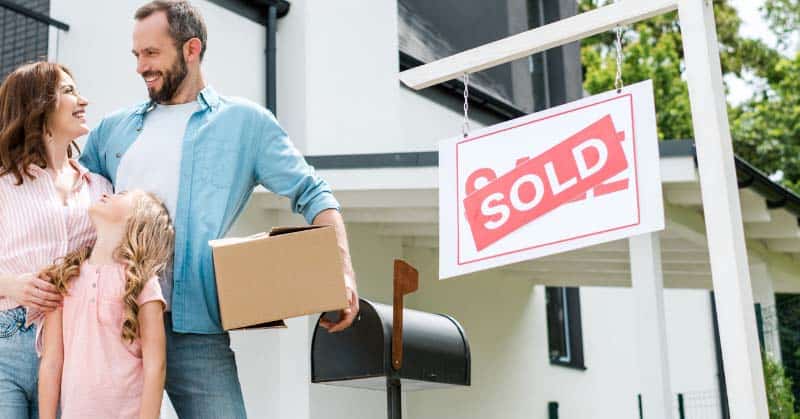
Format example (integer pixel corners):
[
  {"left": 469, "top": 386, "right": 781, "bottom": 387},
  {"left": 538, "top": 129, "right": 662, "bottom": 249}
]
[{"left": 252, "top": 140, "right": 800, "bottom": 292}]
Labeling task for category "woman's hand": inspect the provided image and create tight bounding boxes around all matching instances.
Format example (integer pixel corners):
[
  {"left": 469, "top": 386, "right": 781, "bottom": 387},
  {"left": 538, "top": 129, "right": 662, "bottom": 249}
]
[{"left": 0, "top": 273, "right": 61, "bottom": 312}]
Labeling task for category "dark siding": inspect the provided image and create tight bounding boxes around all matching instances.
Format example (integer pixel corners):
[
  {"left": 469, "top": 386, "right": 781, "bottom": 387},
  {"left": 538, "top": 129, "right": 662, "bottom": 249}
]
[{"left": 1, "top": 0, "right": 50, "bottom": 81}]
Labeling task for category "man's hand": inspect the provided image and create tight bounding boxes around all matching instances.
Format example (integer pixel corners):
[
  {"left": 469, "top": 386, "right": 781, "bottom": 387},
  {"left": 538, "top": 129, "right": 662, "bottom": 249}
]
[
  {"left": 319, "top": 275, "right": 360, "bottom": 333},
  {"left": 1, "top": 273, "right": 62, "bottom": 312},
  {"left": 312, "top": 209, "right": 360, "bottom": 333}
]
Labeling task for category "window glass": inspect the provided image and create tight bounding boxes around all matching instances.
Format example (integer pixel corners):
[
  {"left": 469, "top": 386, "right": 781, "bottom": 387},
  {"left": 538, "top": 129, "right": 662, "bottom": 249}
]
[
  {"left": 398, "top": 0, "right": 550, "bottom": 113},
  {"left": 0, "top": 0, "right": 50, "bottom": 80},
  {"left": 546, "top": 286, "right": 585, "bottom": 369}
]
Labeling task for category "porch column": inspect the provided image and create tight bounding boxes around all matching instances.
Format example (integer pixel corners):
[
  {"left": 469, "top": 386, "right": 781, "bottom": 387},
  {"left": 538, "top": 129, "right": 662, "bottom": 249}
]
[
  {"left": 749, "top": 261, "right": 781, "bottom": 362},
  {"left": 629, "top": 233, "right": 674, "bottom": 419},
  {"left": 279, "top": 316, "right": 313, "bottom": 419}
]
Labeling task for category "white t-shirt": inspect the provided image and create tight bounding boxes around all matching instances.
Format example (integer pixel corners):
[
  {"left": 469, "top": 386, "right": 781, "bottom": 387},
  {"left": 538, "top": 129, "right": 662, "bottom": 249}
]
[{"left": 115, "top": 101, "right": 198, "bottom": 310}]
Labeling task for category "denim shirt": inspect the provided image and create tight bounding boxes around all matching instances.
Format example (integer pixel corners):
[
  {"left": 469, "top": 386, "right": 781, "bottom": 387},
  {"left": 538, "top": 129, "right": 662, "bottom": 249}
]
[{"left": 79, "top": 86, "right": 340, "bottom": 334}]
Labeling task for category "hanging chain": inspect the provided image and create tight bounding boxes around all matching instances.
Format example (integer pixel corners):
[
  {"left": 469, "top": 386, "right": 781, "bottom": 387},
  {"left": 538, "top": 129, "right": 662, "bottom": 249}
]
[
  {"left": 614, "top": 25, "right": 625, "bottom": 92},
  {"left": 462, "top": 73, "right": 471, "bottom": 137}
]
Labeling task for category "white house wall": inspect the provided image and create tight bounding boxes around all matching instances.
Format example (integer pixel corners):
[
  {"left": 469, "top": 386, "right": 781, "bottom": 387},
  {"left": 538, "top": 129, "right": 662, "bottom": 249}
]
[
  {"left": 397, "top": 246, "right": 722, "bottom": 419},
  {"left": 301, "top": 1, "right": 402, "bottom": 155},
  {"left": 283, "top": 0, "right": 499, "bottom": 156}
]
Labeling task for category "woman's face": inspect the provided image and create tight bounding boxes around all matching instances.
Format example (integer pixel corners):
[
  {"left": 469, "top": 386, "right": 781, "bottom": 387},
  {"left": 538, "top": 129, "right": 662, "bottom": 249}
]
[
  {"left": 90, "top": 191, "right": 136, "bottom": 225},
  {"left": 47, "top": 70, "right": 89, "bottom": 143}
]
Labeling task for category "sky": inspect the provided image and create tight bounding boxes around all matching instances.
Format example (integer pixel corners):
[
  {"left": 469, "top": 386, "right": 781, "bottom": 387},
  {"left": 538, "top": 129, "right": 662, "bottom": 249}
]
[
  {"left": 731, "top": 0, "right": 779, "bottom": 47},
  {"left": 725, "top": 0, "right": 796, "bottom": 105}
]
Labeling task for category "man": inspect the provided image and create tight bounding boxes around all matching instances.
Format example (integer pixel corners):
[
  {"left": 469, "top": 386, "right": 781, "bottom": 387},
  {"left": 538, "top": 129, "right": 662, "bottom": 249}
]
[{"left": 79, "top": 1, "right": 359, "bottom": 417}]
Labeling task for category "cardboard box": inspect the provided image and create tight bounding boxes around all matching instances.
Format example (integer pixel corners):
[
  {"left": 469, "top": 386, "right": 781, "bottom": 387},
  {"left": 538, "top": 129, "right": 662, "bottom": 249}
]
[{"left": 209, "top": 225, "right": 348, "bottom": 331}]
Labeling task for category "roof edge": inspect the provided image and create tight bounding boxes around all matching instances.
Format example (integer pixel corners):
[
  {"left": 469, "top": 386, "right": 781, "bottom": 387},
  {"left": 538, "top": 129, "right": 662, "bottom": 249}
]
[{"left": 305, "top": 140, "right": 800, "bottom": 219}]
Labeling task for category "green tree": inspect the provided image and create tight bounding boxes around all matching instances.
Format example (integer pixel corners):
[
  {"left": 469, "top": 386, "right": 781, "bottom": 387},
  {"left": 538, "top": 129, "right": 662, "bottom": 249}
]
[
  {"left": 763, "top": 354, "right": 800, "bottom": 418},
  {"left": 579, "top": 0, "right": 800, "bottom": 192},
  {"left": 579, "top": 0, "right": 747, "bottom": 140},
  {"left": 764, "top": 0, "right": 800, "bottom": 50},
  {"left": 729, "top": 52, "right": 800, "bottom": 190}
]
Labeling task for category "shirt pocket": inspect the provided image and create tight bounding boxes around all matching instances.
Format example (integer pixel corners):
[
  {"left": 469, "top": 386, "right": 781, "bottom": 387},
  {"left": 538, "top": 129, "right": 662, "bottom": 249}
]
[
  {"left": 97, "top": 280, "right": 125, "bottom": 329},
  {"left": 97, "top": 297, "right": 124, "bottom": 329},
  {"left": 193, "top": 139, "right": 243, "bottom": 190}
]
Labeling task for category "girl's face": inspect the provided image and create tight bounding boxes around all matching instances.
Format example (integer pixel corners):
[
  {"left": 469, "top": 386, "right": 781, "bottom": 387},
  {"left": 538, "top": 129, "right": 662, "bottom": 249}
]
[
  {"left": 47, "top": 70, "right": 89, "bottom": 142},
  {"left": 90, "top": 191, "right": 136, "bottom": 225}
]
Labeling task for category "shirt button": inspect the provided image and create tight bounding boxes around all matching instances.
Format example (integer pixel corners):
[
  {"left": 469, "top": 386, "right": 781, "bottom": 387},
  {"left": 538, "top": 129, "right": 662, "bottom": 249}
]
[
  {"left": 92, "top": 283, "right": 96, "bottom": 288},
  {"left": 90, "top": 298, "right": 95, "bottom": 303}
]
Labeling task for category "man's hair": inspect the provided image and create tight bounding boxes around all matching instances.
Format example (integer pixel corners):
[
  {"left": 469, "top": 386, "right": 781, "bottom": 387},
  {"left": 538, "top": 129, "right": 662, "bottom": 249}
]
[{"left": 135, "top": 0, "right": 208, "bottom": 60}]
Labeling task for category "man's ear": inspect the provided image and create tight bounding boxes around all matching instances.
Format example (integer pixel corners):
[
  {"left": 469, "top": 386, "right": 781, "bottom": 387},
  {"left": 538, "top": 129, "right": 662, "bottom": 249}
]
[{"left": 184, "top": 38, "right": 203, "bottom": 63}]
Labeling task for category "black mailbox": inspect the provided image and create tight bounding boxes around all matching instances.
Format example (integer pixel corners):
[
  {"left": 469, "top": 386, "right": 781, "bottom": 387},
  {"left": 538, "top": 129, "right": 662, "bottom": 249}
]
[
  {"left": 311, "top": 298, "right": 471, "bottom": 390},
  {"left": 311, "top": 260, "right": 470, "bottom": 419}
]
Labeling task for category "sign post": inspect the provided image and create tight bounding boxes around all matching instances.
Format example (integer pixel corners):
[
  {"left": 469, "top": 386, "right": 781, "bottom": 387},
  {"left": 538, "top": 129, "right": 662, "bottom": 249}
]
[
  {"left": 678, "top": 0, "right": 768, "bottom": 415},
  {"left": 401, "top": 0, "right": 769, "bottom": 416}
]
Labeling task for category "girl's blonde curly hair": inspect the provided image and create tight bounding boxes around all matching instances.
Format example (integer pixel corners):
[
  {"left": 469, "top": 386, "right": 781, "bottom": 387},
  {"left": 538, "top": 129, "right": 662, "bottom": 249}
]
[{"left": 42, "top": 191, "right": 175, "bottom": 343}]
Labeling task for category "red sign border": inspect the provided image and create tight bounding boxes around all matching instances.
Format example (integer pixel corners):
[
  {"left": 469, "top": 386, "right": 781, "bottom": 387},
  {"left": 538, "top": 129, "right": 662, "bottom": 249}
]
[{"left": 455, "top": 93, "right": 641, "bottom": 266}]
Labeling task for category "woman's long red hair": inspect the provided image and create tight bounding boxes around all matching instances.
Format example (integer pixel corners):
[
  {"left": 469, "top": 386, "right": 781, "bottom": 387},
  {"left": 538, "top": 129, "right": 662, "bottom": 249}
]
[{"left": 0, "top": 61, "right": 80, "bottom": 185}]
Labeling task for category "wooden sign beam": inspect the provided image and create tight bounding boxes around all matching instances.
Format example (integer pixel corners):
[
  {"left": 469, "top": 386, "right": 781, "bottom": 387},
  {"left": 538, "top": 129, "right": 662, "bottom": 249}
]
[{"left": 399, "top": 0, "right": 678, "bottom": 90}]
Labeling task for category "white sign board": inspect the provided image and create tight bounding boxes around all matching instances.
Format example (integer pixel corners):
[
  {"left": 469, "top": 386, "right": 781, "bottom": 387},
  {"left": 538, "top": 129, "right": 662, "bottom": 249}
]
[{"left": 439, "top": 80, "right": 664, "bottom": 279}]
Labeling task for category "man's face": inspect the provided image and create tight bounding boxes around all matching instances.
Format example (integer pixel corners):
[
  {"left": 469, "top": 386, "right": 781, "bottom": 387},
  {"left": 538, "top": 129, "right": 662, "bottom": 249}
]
[{"left": 132, "top": 11, "right": 188, "bottom": 103}]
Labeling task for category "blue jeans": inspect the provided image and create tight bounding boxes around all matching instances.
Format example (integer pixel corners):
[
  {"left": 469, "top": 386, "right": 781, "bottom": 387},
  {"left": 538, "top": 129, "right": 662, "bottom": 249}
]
[
  {"left": 164, "top": 313, "right": 247, "bottom": 419},
  {"left": 0, "top": 307, "right": 38, "bottom": 419}
]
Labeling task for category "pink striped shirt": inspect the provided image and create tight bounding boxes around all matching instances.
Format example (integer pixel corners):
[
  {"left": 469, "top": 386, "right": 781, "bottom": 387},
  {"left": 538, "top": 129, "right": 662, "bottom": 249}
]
[{"left": 0, "top": 161, "right": 112, "bottom": 312}]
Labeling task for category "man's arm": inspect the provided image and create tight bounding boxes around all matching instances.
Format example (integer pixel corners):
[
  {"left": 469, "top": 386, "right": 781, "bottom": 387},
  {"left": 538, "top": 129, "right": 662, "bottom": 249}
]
[
  {"left": 78, "top": 120, "right": 108, "bottom": 179},
  {"left": 313, "top": 209, "right": 359, "bottom": 333},
  {"left": 253, "top": 110, "right": 359, "bottom": 330}
]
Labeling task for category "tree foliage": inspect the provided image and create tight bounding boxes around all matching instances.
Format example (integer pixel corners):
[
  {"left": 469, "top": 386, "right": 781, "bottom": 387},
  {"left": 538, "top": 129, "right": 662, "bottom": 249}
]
[
  {"left": 764, "top": 0, "right": 800, "bottom": 50},
  {"left": 763, "top": 354, "right": 800, "bottom": 419},
  {"left": 579, "top": 0, "right": 800, "bottom": 192}
]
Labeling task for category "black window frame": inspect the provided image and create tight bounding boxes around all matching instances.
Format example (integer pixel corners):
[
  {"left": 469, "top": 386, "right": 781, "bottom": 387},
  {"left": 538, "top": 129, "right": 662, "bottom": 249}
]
[
  {"left": 397, "top": 0, "right": 581, "bottom": 114},
  {"left": 0, "top": 0, "right": 58, "bottom": 81},
  {"left": 545, "top": 286, "right": 586, "bottom": 370}
]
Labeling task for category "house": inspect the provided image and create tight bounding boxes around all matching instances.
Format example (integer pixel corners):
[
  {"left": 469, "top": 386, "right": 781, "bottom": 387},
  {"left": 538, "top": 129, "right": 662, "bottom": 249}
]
[{"left": 2, "top": 0, "right": 798, "bottom": 417}]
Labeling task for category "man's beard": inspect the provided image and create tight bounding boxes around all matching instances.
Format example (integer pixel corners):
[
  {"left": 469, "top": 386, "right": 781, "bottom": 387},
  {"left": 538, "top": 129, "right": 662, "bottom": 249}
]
[{"left": 144, "top": 54, "right": 188, "bottom": 103}]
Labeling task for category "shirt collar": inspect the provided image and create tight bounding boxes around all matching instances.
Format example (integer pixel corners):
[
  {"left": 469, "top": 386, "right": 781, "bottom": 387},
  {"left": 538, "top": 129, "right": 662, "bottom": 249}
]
[
  {"left": 133, "top": 85, "right": 219, "bottom": 116},
  {"left": 25, "top": 159, "right": 92, "bottom": 188},
  {"left": 197, "top": 86, "right": 220, "bottom": 111},
  {"left": 70, "top": 159, "right": 92, "bottom": 186}
]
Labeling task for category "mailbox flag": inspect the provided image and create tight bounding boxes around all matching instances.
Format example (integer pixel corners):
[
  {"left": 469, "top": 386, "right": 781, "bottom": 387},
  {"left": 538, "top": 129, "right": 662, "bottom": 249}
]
[{"left": 439, "top": 80, "right": 664, "bottom": 279}]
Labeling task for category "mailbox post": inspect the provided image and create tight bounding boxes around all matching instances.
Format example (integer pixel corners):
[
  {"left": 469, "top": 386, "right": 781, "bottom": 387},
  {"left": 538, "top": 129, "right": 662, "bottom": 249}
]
[{"left": 311, "top": 260, "right": 471, "bottom": 418}]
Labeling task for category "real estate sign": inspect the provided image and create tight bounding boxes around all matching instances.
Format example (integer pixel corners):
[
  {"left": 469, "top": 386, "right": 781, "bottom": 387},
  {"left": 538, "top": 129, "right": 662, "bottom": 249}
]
[{"left": 439, "top": 80, "right": 664, "bottom": 279}]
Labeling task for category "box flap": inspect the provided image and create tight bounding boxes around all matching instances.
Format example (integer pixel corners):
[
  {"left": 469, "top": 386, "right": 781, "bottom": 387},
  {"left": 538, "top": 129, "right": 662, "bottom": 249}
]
[
  {"left": 229, "top": 319, "right": 287, "bottom": 331},
  {"left": 269, "top": 225, "right": 328, "bottom": 237},
  {"left": 209, "top": 232, "right": 269, "bottom": 248}
]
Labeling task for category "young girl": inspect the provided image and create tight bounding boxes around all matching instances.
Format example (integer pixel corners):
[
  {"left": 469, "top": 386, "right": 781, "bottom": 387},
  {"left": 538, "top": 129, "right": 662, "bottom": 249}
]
[{"left": 37, "top": 190, "right": 174, "bottom": 419}]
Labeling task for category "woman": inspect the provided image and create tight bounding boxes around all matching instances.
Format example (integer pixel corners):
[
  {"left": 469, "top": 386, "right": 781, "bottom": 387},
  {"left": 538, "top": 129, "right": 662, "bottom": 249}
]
[{"left": 0, "top": 61, "right": 112, "bottom": 418}]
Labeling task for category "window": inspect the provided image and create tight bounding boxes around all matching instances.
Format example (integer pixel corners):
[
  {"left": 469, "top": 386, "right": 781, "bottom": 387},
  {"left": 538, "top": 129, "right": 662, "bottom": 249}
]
[
  {"left": 398, "top": 0, "right": 580, "bottom": 114},
  {"left": 0, "top": 0, "right": 50, "bottom": 80},
  {"left": 546, "top": 286, "right": 585, "bottom": 369}
]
